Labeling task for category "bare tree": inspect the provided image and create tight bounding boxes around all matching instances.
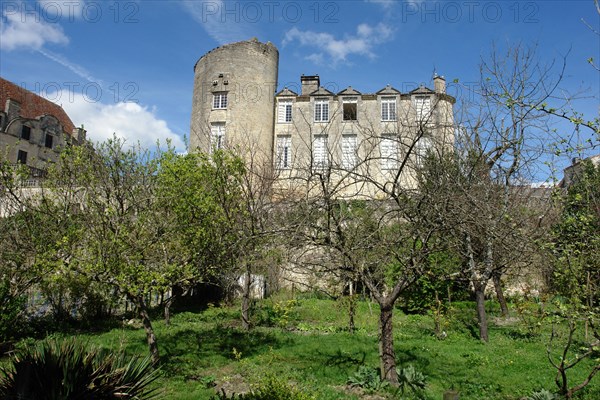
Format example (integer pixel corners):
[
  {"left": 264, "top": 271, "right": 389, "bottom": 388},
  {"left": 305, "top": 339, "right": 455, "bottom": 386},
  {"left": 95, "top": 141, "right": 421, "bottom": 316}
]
[{"left": 275, "top": 82, "right": 453, "bottom": 384}]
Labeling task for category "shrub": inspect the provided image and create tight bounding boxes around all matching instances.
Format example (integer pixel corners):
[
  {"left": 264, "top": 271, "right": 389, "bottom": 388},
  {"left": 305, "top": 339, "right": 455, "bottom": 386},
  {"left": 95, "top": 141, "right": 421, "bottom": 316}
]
[
  {"left": 0, "top": 281, "right": 26, "bottom": 342},
  {"left": 0, "top": 338, "right": 159, "bottom": 399},
  {"left": 397, "top": 364, "right": 427, "bottom": 399},
  {"left": 347, "top": 365, "right": 388, "bottom": 392}
]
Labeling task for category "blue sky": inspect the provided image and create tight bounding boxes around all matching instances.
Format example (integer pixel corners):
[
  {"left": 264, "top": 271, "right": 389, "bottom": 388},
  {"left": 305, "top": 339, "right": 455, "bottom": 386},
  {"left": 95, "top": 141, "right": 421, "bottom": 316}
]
[{"left": 1, "top": 0, "right": 598, "bottom": 176}]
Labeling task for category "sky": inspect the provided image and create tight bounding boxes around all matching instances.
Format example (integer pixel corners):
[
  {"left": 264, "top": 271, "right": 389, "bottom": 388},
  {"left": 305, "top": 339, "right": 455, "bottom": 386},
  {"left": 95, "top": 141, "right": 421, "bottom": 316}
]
[{"left": 0, "top": 0, "right": 598, "bottom": 177}]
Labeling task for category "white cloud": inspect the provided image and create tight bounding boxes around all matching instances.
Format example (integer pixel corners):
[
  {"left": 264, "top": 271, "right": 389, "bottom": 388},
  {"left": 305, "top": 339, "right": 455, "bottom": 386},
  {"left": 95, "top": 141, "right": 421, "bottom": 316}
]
[
  {"left": 0, "top": 8, "right": 69, "bottom": 51},
  {"left": 181, "top": 0, "right": 254, "bottom": 45},
  {"left": 46, "top": 90, "right": 185, "bottom": 151},
  {"left": 283, "top": 23, "right": 394, "bottom": 66}
]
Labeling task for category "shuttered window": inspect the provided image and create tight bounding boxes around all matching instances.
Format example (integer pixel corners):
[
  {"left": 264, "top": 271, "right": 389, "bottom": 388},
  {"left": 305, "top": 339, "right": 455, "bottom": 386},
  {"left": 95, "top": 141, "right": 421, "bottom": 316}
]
[
  {"left": 342, "top": 135, "right": 357, "bottom": 169},
  {"left": 210, "top": 123, "right": 225, "bottom": 152},
  {"left": 313, "top": 135, "right": 328, "bottom": 169},
  {"left": 276, "top": 136, "right": 292, "bottom": 169},
  {"left": 380, "top": 134, "right": 398, "bottom": 170},
  {"left": 278, "top": 100, "right": 293, "bottom": 123}
]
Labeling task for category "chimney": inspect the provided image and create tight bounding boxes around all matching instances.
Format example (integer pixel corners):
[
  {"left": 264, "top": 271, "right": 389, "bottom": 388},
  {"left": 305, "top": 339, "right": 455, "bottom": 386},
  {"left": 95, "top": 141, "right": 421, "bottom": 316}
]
[
  {"left": 5, "top": 99, "right": 21, "bottom": 121},
  {"left": 300, "top": 75, "right": 320, "bottom": 96},
  {"left": 433, "top": 75, "right": 446, "bottom": 94},
  {"left": 72, "top": 126, "right": 87, "bottom": 144}
]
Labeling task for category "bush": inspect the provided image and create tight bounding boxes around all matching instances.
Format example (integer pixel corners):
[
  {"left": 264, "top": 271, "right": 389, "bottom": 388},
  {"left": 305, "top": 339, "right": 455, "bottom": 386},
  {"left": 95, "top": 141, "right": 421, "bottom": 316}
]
[
  {"left": 0, "top": 338, "right": 159, "bottom": 399},
  {"left": 0, "top": 281, "right": 25, "bottom": 342},
  {"left": 397, "top": 364, "right": 427, "bottom": 399},
  {"left": 347, "top": 365, "right": 388, "bottom": 392},
  {"left": 254, "top": 299, "right": 299, "bottom": 328}
]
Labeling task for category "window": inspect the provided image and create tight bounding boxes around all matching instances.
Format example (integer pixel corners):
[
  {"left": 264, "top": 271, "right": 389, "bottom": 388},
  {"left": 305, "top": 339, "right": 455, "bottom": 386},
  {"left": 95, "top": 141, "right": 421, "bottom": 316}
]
[
  {"left": 380, "top": 134, "right": 398, "bottom": 170},
  {"left": 414, "top": 96, "right": 431, "bottom": 121},
  {"left": 314, "top": 99, "right": 329, "bottom": 122},
  {"left": 381, "top": 97, "right": 397, "bottom": 121},
  {"left": 313, "top": 135, "right": 328, "bottom": 169},
  {"left": 210, "top": 123, "right": 225, "bottom": 151},
  {"left": 341, "top": 134, "right": 357, "bottom": 169},
  {"left": 17, "top": 150, "right": 27, "bottom": 164},
  {"left": 213, "top": 92, "right": 228, "bottom": 109},
  {"left": 21, "top": 125, "right": 31, "bottom": 140},
  {"left": 415, "top": 136, "right": 433, "bottom": 166},
  {"left": 342, "top": 97, "right": 358, "bottom": 121},
  {"left": 277, "top": 100, "right": 293, "bottom": 123},
  {"left": 276, "top": 136, "right": 292, "bottom": 169},
  {"left": 45, "top": 134, "right": 53, "bottom": 149}
]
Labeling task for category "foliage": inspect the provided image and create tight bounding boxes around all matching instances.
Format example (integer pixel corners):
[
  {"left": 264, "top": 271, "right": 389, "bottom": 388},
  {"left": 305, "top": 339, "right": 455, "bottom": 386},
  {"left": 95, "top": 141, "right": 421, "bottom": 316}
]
[
  {"left": 210, "top": 375, "right": 315, "bottom": 400},
  {"left": 549, "top": 160, "right": 600, "bottom": 307},
  {"left": 514, "top": 296, "right": 549, "bottom": 339},
  {"left": 0, "top": 281, "right": 25, "bottom": 341},
  {"left": 347, "top": 365, "right": 388, "bottom": 392},
  {"left": 156, "top": 149, "right": 247, "bottom": 286},
  {"left": 254, "top": 299, "right": 298, "bottom": 329},
  {"left": 544, "top": 160, "right": 600, "bottom": 398},
  {"left": 0, "top": 338, "right": 159, "bottom": 399},
  {"left": 397, "top": 364, "right": 427, "bottom": 398}
]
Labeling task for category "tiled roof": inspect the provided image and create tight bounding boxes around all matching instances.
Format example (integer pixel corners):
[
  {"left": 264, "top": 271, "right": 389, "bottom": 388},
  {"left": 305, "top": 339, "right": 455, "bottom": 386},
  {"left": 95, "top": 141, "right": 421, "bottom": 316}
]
[{"left": 0, "top": 77, "right": 76, "bottom": 134}]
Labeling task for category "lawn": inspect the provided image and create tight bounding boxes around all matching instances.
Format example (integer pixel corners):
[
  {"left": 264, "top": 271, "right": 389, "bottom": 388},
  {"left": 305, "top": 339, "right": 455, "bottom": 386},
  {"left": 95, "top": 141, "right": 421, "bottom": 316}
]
[{"left": 4, "top": 294, "right": 599, "bottom": 399}]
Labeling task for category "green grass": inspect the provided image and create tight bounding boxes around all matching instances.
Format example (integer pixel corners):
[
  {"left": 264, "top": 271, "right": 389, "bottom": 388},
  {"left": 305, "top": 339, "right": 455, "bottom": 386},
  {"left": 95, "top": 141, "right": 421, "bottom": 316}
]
[{"left": 3, "top": 297, "right": 599, "bottom": 399}]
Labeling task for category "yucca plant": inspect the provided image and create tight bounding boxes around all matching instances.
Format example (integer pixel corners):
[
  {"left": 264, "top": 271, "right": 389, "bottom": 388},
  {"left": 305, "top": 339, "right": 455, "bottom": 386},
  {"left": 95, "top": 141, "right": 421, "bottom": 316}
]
[{"left": 0, "top": 338, "right": 160, "bottom": 399}]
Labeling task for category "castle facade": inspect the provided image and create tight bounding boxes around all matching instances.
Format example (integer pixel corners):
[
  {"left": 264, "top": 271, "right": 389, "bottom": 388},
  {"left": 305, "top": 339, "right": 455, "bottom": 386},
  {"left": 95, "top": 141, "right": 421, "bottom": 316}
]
[{"left": 190, "top": 38, "right": 455, "bottom": 196}]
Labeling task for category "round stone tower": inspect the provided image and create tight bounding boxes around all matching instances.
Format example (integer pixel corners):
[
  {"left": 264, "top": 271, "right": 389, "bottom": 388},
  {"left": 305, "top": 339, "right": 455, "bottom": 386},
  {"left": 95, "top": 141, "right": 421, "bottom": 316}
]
[{"left": 190, "top": 38, "right": 279, "bottom": 166}]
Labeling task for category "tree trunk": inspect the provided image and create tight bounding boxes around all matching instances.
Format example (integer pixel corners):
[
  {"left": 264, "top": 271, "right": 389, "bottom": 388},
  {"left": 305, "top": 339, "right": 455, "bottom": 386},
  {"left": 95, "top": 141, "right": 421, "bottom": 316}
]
[
  {"left": 241, "top": 267, "right": 252, "bottom": 331},
  {"left": 474, "top": 285, "right": 489, "bottom": 342},
  {"left": 348, "top": 297, "right": 356, "bottom": 334},
  {"left": 492, "top": 271, "right": 509, "bottom": 317},
  {"left": 136, "top": 297, "right": 160, "bottom": 365},
  {"left": 164, "top": 292, "right": 174, "bottom": 327},
  {"left": 379, "top": 303, "right": 398, "bottom": 385}
]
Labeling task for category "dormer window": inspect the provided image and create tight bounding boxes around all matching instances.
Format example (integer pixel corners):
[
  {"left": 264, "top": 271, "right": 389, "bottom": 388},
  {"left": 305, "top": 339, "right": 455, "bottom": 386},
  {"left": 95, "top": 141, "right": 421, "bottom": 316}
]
[
  {"left": 21, "top": 125, "right": 31, "bottom": 140},
  {"left": 277, "top": 99, "right": 293, "bottom": 123},
  {"left": 314, "top": 99, "right": 329, "bottom": 122},
  {"left": 381, "top": 97, "right": 397, "bottom": 121},
  {"left": 213, "top": 92, "right": 228, "bottom": 109},
  {"left": 342, "top": 97, "right": 358, "bottom": 121},
  {"left": 414, "top": 96, "right": 431, "bottom": 121},
  {"left": 45, "top": 134, "right": 54, "bottom": 149}
]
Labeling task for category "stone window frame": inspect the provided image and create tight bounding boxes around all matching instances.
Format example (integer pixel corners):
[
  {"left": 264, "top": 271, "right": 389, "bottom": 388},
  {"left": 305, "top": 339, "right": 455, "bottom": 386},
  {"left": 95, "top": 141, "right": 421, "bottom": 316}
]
[
  {"left": 210, "top": 122, "right": 226, "bottom": 152},
  {"left": 341, "top": 134, "right": 358, "bottom": 170},
  {"left": 342, "top": 97, "right": 358, "bottom": 122},
  {"left": 277, "top": 99, "right": 293, "bottom": 123},
  {"left": 314, "top": 98, "right": 329, "bottom": 123},
  {"left": 381, "top": 96, "right": 397, "bottom": 121},
  {"left": 312, "top": 134, "right": 329, "bottom": 170},
  {"left": 212, "top": 92, "right": 228, "bottom": 109},
  {"left": 276, "top": 135, "right": 292, "bottom": 170},
  {"left": 414, "top": 95, "right": 432, "bottom": 121},
  {"left": 380, "top": 133, "right": 398, "bottom": 171}
]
